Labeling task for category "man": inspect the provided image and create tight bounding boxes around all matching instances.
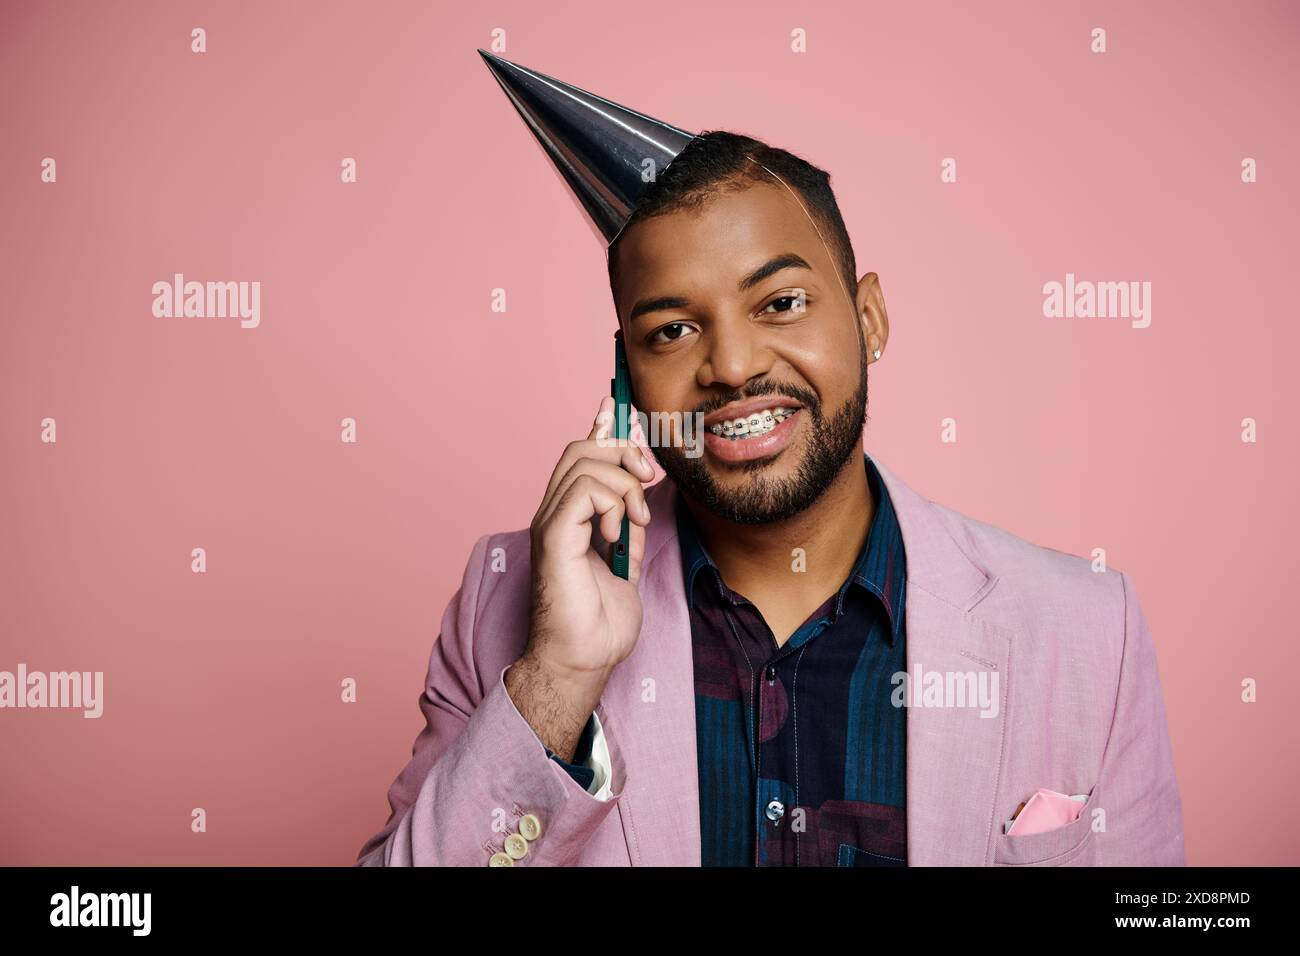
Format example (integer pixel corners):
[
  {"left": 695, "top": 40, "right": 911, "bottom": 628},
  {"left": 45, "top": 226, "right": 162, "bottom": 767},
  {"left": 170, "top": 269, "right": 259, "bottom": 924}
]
[{"left": 354, "top": 55, "right": 1185, "bottom": 867}]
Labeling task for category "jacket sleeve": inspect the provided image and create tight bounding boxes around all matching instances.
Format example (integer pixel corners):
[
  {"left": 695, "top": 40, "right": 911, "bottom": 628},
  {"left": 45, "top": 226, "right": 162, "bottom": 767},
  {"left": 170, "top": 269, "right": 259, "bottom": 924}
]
[
  {"left": 354, "top": 533, "right": 624, "bottom": 866},
  {"left": 1093, "top": 571, "right": 1187, "bottom": 865}
]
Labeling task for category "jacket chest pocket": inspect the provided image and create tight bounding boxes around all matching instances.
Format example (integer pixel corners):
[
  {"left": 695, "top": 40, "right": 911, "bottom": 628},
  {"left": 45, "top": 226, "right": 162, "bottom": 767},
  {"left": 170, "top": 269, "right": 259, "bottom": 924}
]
[{"left": 993, "top": 788, "right": 1100, "bottom": 866}]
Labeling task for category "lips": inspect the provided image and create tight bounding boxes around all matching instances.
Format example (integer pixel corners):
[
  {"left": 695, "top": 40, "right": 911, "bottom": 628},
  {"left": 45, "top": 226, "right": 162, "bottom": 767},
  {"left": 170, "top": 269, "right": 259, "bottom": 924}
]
[{"left": 702, "top": 405, "right": 803, "bottom": 464}]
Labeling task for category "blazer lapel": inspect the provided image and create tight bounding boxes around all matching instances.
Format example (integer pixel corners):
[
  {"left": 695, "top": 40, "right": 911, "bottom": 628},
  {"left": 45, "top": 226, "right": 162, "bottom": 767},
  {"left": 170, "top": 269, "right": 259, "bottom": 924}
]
[{"left": 871, "top": 455, "right": 1012, "bottom": 866}]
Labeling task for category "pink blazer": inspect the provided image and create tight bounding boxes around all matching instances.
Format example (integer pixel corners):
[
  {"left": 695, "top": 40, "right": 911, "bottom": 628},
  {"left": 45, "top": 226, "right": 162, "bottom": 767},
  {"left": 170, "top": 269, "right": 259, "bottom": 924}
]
[{"left": 355, "top": 455, "right": 1186, "bottom": 866}]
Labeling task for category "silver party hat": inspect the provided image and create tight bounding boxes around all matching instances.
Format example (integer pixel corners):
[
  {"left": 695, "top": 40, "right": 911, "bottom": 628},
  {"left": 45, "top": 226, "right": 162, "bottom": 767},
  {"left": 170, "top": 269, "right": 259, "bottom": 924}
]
[{"left": 477, "top": 49, "right": 697, "bottom": 247}]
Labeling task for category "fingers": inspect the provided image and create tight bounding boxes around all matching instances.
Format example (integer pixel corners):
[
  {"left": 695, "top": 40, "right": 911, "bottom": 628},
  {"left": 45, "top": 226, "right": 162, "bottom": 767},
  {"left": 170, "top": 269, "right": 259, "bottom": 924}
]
[
  {"left": 539, "top": 458, "right": 652, "bottom": 537},
  {"left": 538, "top": 399, "right": 655, "bottom": 514},
  {"left": 539, "top": 473, "right": 637, "bottom": 559},
  {"left": 531, "top": 397, "right": 658, "bottom": 579},
  {"left": 587, "top": 395, "right": 615, "bottom": 441},
  {"left": 590, "top": 502, "right": 648, "bottom": 584},
  {"left": 626, "top": 519, "right": 646, "bottom": 585}
]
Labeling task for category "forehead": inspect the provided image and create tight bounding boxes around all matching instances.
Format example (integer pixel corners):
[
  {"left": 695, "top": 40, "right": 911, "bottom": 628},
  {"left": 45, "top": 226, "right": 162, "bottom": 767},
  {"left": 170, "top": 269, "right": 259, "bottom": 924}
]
[{"left": 612, "top": 180, "right": 832, "bottom": 316}]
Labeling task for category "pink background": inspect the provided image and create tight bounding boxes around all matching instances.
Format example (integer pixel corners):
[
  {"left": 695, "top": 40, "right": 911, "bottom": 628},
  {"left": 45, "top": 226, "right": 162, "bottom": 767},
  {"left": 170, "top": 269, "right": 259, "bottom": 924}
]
[{"left": 2, "top": 0, "right": 1296, "bottom": 866}]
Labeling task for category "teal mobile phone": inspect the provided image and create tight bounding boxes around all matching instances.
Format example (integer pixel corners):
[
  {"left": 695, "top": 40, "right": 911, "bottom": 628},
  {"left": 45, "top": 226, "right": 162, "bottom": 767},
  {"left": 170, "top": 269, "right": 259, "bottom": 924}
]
[{"left": 610, "top": 331, "right": 632, "bottom": 579}]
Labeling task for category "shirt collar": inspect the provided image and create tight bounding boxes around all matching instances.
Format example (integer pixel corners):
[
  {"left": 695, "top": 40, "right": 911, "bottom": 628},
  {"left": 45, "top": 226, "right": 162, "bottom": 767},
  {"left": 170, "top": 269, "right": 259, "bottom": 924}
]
[{"left": 675, "top": 452, "right": 906, "bottom": 644}]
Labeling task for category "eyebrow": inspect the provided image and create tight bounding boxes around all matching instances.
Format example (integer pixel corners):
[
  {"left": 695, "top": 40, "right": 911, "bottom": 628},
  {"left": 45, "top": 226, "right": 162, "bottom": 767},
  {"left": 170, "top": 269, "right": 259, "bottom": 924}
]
[{"left": 627, "top": 252, "right": 814, "bottom": 323}]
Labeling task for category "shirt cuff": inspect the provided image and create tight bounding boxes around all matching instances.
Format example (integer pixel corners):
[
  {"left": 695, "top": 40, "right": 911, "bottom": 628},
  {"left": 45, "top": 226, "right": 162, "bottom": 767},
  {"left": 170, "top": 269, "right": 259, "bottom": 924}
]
[{"left": 545, "top": 712, "right": 603, "bottom": 795}]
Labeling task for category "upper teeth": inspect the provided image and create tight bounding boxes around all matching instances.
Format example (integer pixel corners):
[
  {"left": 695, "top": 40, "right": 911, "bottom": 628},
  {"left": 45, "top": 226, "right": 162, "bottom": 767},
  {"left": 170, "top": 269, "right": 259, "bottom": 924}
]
[{"left": 710, "top": 407, "right": 798, "bottom": 438}]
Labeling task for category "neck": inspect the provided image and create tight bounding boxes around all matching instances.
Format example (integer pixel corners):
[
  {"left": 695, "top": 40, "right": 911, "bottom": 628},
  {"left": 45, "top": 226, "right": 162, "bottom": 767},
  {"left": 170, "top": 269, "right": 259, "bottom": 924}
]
[{"left": 683, "top": 445, "right": 873, "bottom": 604}]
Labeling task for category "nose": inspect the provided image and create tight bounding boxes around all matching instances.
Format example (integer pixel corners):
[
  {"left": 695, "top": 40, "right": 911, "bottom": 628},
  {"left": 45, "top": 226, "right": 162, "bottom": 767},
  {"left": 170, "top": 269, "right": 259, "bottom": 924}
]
[{"left": 697, "top": 315, "right": 773, "bottom": 391}]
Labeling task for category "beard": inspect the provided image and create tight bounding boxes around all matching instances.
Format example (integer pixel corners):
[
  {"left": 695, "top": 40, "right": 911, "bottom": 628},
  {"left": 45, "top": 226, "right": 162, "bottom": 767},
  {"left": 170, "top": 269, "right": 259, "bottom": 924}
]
[{"left": 651, "top": 339, "right": 869, "bottom": 525}]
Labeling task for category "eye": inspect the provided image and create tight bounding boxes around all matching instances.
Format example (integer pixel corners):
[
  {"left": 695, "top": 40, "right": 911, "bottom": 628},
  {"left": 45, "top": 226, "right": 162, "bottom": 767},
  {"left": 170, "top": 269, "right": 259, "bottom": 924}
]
[
  {"left": 762, "top": 292, "right": 809, "bottom": 315},
  {"left": 648, "top": 322, "right": 697, "bottom": 346}
]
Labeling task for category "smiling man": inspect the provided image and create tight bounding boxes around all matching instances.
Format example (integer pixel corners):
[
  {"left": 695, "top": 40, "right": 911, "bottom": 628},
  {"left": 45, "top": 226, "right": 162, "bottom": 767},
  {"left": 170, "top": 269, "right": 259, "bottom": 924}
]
[{"left": 354, "top": 54, "right": 1185, "bottom": 868}]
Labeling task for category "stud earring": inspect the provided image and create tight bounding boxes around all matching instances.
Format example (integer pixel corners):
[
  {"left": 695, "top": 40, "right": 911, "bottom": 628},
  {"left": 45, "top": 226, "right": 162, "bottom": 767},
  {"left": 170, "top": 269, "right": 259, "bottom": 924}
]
[{"left": 872, "top": 349, "right": 882, "bottom": 360}]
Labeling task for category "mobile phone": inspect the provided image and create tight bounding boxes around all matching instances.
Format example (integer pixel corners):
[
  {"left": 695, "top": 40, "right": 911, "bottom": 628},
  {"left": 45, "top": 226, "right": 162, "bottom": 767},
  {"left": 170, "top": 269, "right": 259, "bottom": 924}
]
[{"left": 610, "top": 330, "right": 632, "bottom": 579}]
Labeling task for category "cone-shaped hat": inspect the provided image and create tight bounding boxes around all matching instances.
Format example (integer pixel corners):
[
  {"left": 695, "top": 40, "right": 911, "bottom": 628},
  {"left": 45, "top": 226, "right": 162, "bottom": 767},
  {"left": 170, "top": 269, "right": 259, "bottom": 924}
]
[{"left": 477, "top": 49, "right": 696, "bottom": 247}]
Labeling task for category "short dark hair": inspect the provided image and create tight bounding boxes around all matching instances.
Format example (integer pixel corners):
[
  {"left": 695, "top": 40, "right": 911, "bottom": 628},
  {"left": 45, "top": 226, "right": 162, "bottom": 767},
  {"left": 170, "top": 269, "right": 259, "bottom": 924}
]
[{"left": 607, "top": 130, "right": 859, "bottom": 310}]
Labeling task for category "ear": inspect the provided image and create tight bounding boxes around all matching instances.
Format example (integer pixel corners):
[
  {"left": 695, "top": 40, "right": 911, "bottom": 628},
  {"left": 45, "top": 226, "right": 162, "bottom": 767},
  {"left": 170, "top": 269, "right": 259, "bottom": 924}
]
[{"left": 855, "top": 272, "right": 889, "bottom": 363}]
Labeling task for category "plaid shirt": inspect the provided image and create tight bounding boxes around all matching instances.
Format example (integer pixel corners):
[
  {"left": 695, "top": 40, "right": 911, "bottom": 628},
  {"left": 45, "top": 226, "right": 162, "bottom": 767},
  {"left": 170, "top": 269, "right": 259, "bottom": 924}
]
[{"left": 550, "top": 452, "right": 907, "bottom": 867}]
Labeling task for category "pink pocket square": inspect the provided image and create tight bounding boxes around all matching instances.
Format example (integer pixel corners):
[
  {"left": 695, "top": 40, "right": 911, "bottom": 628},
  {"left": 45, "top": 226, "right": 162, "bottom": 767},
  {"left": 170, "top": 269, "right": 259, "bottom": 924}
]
[{"left": 1004, "top": 788, "right": 1089, "bottom": 835}]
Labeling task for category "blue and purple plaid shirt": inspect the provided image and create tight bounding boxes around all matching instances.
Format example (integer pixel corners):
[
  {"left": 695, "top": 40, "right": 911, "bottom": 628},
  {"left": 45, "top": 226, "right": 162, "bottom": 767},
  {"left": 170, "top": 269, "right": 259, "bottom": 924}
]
[{"left": 550, "top": 452, "right": 907, "bottom": 866}]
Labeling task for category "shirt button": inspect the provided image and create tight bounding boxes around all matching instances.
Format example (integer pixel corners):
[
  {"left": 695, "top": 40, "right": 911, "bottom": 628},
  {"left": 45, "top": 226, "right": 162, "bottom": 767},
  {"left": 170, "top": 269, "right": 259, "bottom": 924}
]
[
  {"left": 504, "top": 833, "right": 530, "bottom": 859},
  {"left": 519, "top": 813, "right": 543, "bottom": 841},
  {"left": 766, "top": 665, "right": 777, "bottom": 682},
  {"left": 488, "top": 852, "right": 515, "bottom": 867},
  {"left": 765, "top": 799, "right": 785, "bottom": 822}
]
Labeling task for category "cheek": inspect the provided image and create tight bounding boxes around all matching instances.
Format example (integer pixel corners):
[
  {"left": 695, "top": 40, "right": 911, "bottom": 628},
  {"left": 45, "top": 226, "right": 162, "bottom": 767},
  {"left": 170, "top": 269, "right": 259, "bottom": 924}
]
[
  {"left": 782, "top": 326, "right": 861, "bottom": 394},
  {"left": 628, "top": 379, "right": 668, "bottom": 419},
  {"left": 631, "top": 353, "right": 695, "bottom": 410}
]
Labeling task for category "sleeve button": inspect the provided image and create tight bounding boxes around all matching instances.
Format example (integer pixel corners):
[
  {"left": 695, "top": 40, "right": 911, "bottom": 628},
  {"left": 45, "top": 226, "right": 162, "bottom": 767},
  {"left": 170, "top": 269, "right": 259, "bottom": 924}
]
[
  {"left": 488, "top": 852, "right": 515, "bottom": 867},
  {"left": 505, "top": 833, "right": 530, "bottom": 859},
  {"left": 519, "top": 813, "right": 543, "bottom": 841}
]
